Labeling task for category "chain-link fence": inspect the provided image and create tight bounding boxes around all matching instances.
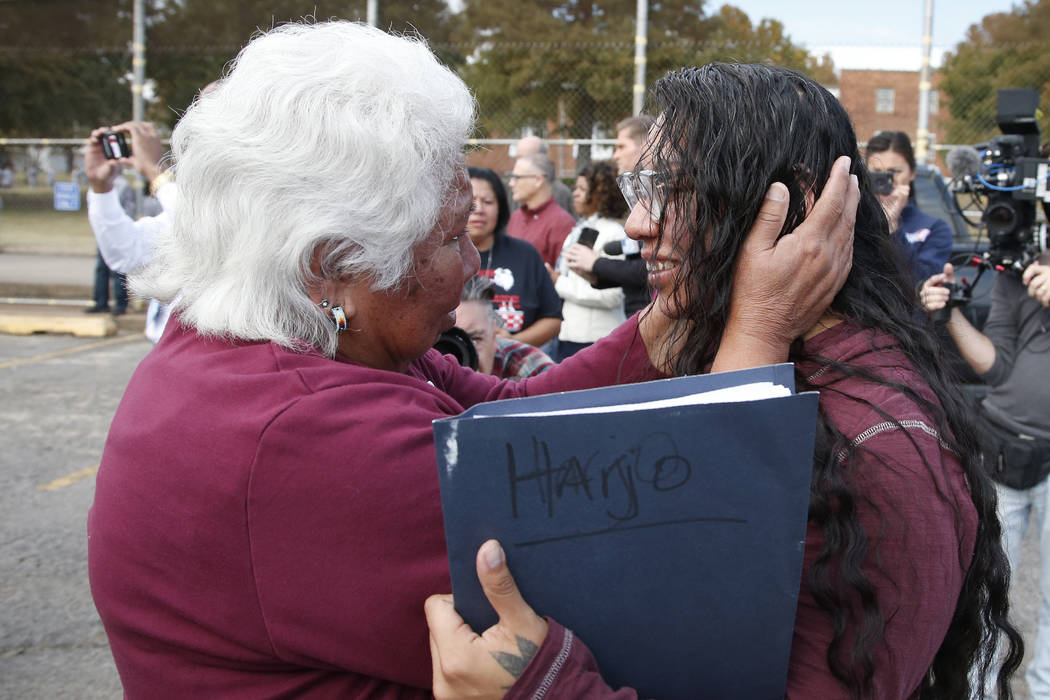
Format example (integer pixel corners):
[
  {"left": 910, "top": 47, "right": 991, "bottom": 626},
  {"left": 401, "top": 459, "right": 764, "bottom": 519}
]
[{"left": 3, "top": 36, "right": 1050, "bottom": 253}]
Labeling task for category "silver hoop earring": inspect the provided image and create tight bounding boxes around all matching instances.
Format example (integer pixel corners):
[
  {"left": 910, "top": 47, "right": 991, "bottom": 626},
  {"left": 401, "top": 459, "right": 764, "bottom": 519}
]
[
  {"left": 330, "top": 305, "right": 348, "bottom": 333},
  {"left": 319, "top": 299, "right": 330, "bottom": 309}
]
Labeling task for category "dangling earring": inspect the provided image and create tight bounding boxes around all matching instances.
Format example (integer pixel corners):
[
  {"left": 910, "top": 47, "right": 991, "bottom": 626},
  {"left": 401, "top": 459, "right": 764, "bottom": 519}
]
[
  {"left": 330, "top": 306, "right": 348, "bottom": 333},
  {"left": 319, "top": 298, "right": 347, "bottom": 333}
]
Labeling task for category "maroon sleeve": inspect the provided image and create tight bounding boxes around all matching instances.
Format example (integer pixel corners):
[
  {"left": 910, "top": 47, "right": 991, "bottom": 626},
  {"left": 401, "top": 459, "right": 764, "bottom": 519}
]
[
  {"left": 430, "top": 314, "right": 665, "bottom": 409},
  {"left": 504, "top": 620, "right": 643, "bottom": 700}
]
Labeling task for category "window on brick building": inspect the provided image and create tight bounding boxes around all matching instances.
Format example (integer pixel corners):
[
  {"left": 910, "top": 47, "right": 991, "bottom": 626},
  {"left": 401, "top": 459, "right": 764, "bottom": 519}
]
[
  {"left": 929, "top": 89, "right": 940, "bottom": 114},
  {"left": 876, "top": 88, "right": 895, "bottom": 114}
]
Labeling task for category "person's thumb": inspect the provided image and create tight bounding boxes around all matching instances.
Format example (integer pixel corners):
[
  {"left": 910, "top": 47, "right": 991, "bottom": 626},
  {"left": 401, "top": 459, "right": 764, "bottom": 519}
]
[
  {"left": 943, "top": 263, "right": 955, "bottom": 284},
  {"left": 476, "top": 540, "right": 535, "bottom": 627},
  {"left": 747, "top": 183, "right": 790, "bottom": 252}
]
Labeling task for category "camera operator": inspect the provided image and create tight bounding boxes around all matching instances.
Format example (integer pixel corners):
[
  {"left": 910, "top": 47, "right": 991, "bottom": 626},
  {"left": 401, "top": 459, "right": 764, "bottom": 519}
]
[
  {"left": 454, "top": 275, "right": 554, "bottom": 380},
  {"left": 867, "top": 131, "right": 952, "bottom": 284},
  {"left": 85, "top": 121, "right": 175, "bottom": 342},
  {"left": 922, "top": 256, "right": 1050, "bottom": 696}
]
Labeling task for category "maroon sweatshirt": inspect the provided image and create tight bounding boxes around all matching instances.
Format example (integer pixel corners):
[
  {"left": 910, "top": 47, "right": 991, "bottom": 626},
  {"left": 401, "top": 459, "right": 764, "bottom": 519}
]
[{"left": 87, "top": 315, "right": 661, "bottom": 698}]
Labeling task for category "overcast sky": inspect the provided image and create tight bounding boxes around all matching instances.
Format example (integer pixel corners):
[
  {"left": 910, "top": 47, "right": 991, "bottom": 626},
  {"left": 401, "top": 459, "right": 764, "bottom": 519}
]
[{"left": 731, "top": 0, "right": 1020, "bottom": 70}]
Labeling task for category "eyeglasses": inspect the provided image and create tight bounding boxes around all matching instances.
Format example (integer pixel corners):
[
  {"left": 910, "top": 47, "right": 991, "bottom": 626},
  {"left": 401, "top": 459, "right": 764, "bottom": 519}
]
[
  {"left": 616, "top": 170, "right": 668, "bottom": 222},
  {"left": 506, "top": 172, "right": 543, "bottom": 181}
]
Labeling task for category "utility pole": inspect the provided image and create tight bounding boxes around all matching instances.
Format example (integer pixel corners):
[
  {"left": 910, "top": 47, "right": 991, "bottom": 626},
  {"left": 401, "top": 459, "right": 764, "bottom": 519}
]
[
  {"left": 632, "top": 0, "right": 648, "bottom": 115},
  {"left": 367, "top": 0, "right": 378, "bottom": 27},
  {"left": 916, "top": 0, "right": 934, "bottom": 165},
  {"left": 132, "top": 0, "right": 145, "bottom": 123},
  {"left": 132, "top": 0, "right": 146, "bottom": 214}
]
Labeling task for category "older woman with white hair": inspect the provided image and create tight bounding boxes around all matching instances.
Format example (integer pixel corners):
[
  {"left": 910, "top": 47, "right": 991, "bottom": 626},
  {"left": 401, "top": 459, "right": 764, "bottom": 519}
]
[{"left": 87, "top": 21, "right": 857, "bottom": 699}]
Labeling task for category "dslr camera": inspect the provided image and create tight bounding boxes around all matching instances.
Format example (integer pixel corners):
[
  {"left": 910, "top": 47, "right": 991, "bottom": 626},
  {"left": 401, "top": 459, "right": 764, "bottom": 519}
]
[
  {"left": 870, "top": 170, "right": 895, "bottom": 197},
  {"left": 99, "top": 131, "right": 132, "bottom": 160},
  {"left": 433, "top": 326, "right": 478, "bottom": 371}
]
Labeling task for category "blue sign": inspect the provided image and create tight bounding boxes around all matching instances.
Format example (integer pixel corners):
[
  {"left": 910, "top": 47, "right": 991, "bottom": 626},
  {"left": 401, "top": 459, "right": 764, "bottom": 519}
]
[{"left": 54, "top": 182, "right": 81, "bottom": 211}]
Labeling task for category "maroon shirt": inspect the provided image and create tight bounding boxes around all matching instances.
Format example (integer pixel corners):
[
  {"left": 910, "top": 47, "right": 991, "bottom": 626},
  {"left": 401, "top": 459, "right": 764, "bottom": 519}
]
[
  {"left": 507, "top": 322, "right": 977, "bottom": 700},
  {"left": 87, "top": 315, "right": 661, "bottom": 698},
  {"left": 506, "top": 197, "right": 576, "bottom": 268}
]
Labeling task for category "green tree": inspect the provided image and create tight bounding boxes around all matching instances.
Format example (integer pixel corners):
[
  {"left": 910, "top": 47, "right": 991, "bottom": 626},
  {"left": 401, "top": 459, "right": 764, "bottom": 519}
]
[
  {"left": 453, "top": 0, "right": 834, "bottom": 147},
  {"left": 0, "top": 0, "right": 133, "bottom": 136},
  {"left": 940, "top": 0, "right": 1050, "bottom": 145},
  {"left": 144, "top": 0, "right": 460, "bottom": 129}
]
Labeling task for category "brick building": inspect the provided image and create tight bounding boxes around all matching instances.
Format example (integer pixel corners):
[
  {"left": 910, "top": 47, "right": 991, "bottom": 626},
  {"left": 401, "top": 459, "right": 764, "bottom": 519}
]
[{"left": 839, "top": 69, "right": 946, "bottom": 162}]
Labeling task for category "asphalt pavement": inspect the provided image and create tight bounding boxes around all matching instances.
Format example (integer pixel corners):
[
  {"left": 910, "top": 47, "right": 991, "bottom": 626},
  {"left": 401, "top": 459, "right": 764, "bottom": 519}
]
[
  {"left": 0, "top": 248, "right": 1043, "bottom": 698},
  {"left": 0, "top": 249, "right": 144, "bottom": 698}
]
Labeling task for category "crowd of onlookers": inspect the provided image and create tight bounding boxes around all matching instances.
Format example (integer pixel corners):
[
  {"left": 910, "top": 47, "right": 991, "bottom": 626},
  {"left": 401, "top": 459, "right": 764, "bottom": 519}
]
[{"left": 461, "top": 118, "right": 653, "bottom": 374}]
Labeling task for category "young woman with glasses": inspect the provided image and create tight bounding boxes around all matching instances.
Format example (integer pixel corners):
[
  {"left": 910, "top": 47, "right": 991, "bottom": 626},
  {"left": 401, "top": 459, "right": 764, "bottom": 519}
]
[{"left": 426, "top": 63, "right": 1022, "bottom": 700}]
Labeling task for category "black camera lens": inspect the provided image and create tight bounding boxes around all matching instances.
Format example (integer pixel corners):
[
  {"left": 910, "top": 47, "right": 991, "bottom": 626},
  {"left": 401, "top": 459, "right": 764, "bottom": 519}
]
[
  {"left": 985, "top": 201, "right": 1018, "bottom": 238},
  {"left": 433, "top": 326, "right": 478, "bottom": 371},
  {"left": 870, "top": 171, "right": 895, "bottom": 196}
]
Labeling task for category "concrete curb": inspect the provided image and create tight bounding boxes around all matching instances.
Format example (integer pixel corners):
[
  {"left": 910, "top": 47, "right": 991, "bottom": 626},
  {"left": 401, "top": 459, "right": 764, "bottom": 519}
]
[
  {"left": 0, "top": 302, "right": 146, "bottom": 338},
  {"left": 0, "top": 310, "right": 117, "bottom": 337}
]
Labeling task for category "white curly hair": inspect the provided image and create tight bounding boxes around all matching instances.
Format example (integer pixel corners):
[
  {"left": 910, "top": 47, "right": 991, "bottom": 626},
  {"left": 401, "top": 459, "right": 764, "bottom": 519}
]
[{"left": 132, "top": 21, "right": 476, "bottom": 356}]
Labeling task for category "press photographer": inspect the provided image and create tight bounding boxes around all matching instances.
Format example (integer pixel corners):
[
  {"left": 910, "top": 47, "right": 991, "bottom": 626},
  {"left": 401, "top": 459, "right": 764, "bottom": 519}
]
[
  {"left": 865, "top": 130, "right": 952, "bottom": 283},
  {"left": 437, "top": 276, "right": 554, "bottom": 380},
  {"left": 921, "top": 89, "right": 1050, "bottom": 697}
]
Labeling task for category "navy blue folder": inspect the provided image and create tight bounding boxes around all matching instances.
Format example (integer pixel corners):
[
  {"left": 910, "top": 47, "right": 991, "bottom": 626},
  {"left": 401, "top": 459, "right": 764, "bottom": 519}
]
[{"left": 434, "top": 363, "right": 818, "bottom": 699}]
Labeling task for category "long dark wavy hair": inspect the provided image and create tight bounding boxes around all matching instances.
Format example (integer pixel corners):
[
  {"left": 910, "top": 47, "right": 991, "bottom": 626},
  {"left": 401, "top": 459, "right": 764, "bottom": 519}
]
[
  {"left": 644, "top": 63, "right": 1022, "bottom": 699},
  {"left": 578, "top": 160, "right": 629, "bottom": 219}
]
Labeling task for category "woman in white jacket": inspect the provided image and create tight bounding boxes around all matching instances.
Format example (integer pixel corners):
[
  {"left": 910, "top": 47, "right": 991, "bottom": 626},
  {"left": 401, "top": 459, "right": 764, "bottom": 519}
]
[{"left": 554, "top": 160, "right": 630, "bottom": 361}]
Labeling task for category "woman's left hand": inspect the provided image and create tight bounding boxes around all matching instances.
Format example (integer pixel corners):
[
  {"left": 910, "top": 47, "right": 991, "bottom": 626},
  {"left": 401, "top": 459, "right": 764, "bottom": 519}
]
[
  {"left": 878, "top": 183, "right": 909, "bottom": 232},
  {"left": 712, "top": 155, "right": 859, "bottom": 372},
  {"left": 425, "top": 540, "right": 549, "bottom": 700}
]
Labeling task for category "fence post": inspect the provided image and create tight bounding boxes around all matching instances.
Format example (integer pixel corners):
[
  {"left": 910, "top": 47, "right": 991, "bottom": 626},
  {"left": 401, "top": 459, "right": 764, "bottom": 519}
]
[
  {"left": 916, "top": 0, "right": 934, "bottom": 165},
  {"left": 132, "top": 0, "right": 147, "bottom": 216},
  {"left": 633, "top": 0, "right": 648, "bottom": 116}
]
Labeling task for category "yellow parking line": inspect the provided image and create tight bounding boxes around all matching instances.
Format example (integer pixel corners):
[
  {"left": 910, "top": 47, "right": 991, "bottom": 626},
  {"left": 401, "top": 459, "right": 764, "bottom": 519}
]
[
  {"left": 38, "top": 464, "right": 100, "bottom": 491},
  {"left": 0, "top": 334, "right": 143, "bottom": 370}
]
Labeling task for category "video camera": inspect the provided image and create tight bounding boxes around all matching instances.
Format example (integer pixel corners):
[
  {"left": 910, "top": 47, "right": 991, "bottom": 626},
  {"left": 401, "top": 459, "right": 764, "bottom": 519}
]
[
  {"left": 936, "top": 89, "right": 1050, "bottom": 322},
  {"left": 948, "top": 88, "right": 1050, "bottom": 275}
]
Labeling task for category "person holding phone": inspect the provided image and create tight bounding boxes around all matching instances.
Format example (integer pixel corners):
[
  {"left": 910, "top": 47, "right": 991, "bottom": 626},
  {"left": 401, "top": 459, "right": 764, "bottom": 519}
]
[
  {"left": 554, "top": 160, "right": 631, "bottom": 360},
  {"left": 84, "top": 121, "right": 174, "bottom": 337}
]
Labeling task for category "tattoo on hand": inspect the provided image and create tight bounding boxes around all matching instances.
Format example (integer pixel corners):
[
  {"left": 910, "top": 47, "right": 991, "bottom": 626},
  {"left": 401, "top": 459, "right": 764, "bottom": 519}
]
[{"left": 490, "top": 636, "right": 540, "bottom": 679}]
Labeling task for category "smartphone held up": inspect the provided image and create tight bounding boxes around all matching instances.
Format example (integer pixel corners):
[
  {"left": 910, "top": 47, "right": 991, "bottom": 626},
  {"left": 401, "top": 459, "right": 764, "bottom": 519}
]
[
  {"left": 577, "top": 227, "right": 600, "bottom": 249},
  {"left": 99, "top": 132, "right": 132, "bottom": 160}
]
